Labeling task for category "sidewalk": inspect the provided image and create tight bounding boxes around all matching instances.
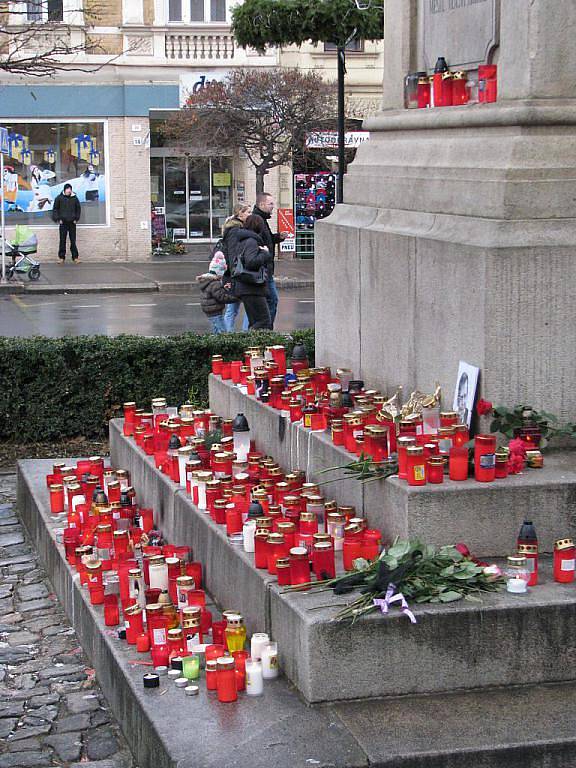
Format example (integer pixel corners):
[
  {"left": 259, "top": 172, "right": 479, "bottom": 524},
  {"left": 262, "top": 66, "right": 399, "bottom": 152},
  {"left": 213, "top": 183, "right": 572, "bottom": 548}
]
[{"left": 0, "top": 259, "right": 314, "bottom": 295}]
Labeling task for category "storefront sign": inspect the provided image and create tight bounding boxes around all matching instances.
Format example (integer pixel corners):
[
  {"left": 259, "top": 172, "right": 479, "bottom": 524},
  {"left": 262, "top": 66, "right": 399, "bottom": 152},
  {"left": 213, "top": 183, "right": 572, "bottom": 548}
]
[
  {"left": 151, "top": 207, "right": 166, "bottom": 240},
  {"left": 179, "top": 72, "right": 230, "bottom": 106},
  {"left": 304, "top": 132, "right": 370, "bottom": 149},
  {"left": 213, "top": 172, "right": 231, "bottom": 187},
  {"left": 278, "top": 208, "right": 295, "bottom": 252},
  {"left": 0, "top": 128, "right": 8, "bottom": 155}
]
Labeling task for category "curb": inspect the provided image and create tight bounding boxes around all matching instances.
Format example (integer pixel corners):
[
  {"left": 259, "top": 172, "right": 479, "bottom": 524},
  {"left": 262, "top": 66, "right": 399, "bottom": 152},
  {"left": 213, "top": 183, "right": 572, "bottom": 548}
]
[{"left": 3, "top": 279, "right": 314, "bottom": 296}]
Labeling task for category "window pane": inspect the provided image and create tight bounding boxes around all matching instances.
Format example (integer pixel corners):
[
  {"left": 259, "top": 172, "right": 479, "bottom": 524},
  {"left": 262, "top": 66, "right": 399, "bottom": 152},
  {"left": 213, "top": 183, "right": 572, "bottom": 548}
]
[
  {"left": 2, "top": 121, "right": 107, "bottom": 226},
  {"left": 190, "top": 0, "right": 204, "bottom": 21},
  {"left": 27, "top": 1, "right": 42, "bottom": 21},
  {"left": 48, "top": 0, "right": 64, "bottom": 22},
  {"left": 168, "top": 0, "right": 182, "bottom": 21},
  {"left": 324, "top": 39, "right": 363, "bottom": 52},
  {"left": 210, "top": 0, "right": 226, "bottom": 21}
]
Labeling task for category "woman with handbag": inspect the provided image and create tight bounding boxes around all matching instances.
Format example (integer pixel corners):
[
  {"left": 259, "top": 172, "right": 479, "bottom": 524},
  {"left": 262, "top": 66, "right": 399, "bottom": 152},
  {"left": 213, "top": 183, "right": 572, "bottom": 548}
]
[{"left": 228, "top": 214, "right": 273, "bottom": 330}]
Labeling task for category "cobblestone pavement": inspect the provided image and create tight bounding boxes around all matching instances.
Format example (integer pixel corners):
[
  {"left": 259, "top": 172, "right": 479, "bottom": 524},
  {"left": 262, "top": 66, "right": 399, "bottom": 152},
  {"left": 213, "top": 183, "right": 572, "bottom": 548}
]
[{"left": 0, "top": 473, "right": 138, "bottom": 768}]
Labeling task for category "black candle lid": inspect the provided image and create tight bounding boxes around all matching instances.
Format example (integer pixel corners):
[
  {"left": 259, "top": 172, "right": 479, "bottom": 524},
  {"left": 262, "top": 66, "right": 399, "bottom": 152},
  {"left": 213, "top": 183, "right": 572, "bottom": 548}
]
[
  {"left": 232, "top": 413, "right": 250, "bottom": 432},
  {"left": 143, "top": 673, "right": 160, "bottom": 688}
]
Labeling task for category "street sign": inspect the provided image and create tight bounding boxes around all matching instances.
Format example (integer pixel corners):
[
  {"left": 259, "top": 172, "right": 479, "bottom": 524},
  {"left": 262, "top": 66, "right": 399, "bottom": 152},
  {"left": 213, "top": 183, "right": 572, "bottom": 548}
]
[
  {"left": 0, "top": 127, "right": 8, "bottom": 155},
  {"left": 304, "top": 131, "right": 370, "bottom": 149},
  {"left": 278, "top": 208, "right": 295, "bottom": 253}
]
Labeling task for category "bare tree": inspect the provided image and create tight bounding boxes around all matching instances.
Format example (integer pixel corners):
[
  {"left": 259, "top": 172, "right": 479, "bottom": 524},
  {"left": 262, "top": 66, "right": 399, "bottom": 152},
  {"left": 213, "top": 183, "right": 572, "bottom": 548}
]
[
  {"left": 0, "top": 0, "right": 121, "bottom": 77},
  {"left": 164, "top": 67, "right": 338, "bottom": 195}
]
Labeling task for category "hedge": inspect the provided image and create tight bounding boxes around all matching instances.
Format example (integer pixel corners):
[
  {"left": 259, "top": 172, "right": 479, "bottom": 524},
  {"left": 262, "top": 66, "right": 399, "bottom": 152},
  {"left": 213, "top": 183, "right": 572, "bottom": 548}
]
[{"left": 0, "top": 330, "right": 315, "bottom": 443}]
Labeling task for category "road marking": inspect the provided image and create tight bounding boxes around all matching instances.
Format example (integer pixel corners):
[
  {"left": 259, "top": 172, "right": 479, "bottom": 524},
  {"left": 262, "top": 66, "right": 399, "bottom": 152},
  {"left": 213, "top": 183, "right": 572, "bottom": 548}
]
[
  {"left": 186, "top": 302, "right": 201, "bottom": 306},
  {"left": 128, "top": 303, "right": 157, "bottom": 307},
  {"left": 72, "top": 305, "right": 101, "bottom": 309},
  {"left": 298, "top": 300, "right": 314, "bottom": 303},
  {"left": 11, "top": 295, "right": 28, "bottom": 310}
]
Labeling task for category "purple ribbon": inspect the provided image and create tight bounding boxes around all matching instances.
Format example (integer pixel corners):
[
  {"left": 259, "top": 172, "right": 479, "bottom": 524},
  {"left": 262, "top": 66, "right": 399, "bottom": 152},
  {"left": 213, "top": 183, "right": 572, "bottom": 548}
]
[{"left": 373, "top": 584, "right": 417, "bottom": 624}]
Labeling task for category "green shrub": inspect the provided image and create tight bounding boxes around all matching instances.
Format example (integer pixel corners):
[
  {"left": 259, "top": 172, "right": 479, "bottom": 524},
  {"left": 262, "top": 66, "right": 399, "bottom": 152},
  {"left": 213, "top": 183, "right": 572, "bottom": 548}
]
[{"left": 0, "top": 330, "right": 314, "bottom": 442}]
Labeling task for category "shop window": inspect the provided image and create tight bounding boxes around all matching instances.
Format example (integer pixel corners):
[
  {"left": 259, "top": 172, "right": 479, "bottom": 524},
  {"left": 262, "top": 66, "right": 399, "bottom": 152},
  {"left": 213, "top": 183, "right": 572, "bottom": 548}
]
[
  {"left": 27, "top": 0, "right": 64, "bottom": 22},
  {"left": 168, "top": 0, "right": 183, "bottom": 21},
  {"left": 211, "top": 0, "right": 226, "bottom": 21},
  {"left": 1, "top": 121, "right": 108, "bottom": 227}
]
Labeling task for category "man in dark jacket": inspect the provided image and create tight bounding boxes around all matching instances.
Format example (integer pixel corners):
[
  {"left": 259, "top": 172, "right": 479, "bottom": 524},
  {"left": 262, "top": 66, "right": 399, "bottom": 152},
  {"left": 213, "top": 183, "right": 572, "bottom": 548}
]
[
  {"left": 253, "top": 193, "right": 286, "bottom": 328},
  {"left": 52, "top": 183, "right": 81, "bottom": 263}
]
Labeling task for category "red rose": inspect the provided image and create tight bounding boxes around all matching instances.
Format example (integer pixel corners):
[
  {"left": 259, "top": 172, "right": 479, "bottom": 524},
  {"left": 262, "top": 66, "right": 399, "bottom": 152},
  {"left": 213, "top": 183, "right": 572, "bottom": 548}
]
[
  {"left": 455, "top": 542, "right": 471, "bottom": 558},
  {"left": 508, "top": 438, "right": 527, "bottom": 458},
  {"left": 508, "top": 454, "right": 525, "bottom": 474},
  {"left": 476, "top": 399, "right": 493, "bottom": 416}
]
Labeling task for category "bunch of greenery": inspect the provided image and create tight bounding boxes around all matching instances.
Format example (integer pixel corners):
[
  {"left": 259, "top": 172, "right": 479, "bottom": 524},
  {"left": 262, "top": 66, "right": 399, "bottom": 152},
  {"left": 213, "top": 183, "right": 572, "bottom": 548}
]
[
  {"left": 287, "top": 539, "right": 504, "bottom": 622},
  {"left": 488, "top": 404, "right": 576, "bottom": 448}
]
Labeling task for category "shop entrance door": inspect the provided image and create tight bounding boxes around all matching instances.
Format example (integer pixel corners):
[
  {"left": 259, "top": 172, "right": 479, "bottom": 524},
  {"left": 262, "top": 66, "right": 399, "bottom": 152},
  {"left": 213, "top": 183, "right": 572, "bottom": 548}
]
[{"left": 152, "top": 155, "right": 233, "bottom": 241}]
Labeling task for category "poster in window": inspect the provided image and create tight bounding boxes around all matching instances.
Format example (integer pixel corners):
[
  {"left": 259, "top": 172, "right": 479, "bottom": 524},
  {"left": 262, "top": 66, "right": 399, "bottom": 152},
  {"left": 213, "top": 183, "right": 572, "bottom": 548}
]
[{"left": 1, "top": 121, "right": 107, "bottom": 226}]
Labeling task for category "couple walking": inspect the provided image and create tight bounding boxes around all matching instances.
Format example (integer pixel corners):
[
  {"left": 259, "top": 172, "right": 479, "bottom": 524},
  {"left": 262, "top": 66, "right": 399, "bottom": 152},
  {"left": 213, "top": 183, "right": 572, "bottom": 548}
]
[{"left": 198, "top": 193, "right": 286, "bottom": 332}]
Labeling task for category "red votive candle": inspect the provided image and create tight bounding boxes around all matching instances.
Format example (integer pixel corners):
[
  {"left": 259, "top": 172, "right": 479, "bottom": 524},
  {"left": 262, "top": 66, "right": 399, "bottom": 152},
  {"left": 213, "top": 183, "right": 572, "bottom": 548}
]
[{"left": 216, "top": 656, "right": 238, "bottom": 703}]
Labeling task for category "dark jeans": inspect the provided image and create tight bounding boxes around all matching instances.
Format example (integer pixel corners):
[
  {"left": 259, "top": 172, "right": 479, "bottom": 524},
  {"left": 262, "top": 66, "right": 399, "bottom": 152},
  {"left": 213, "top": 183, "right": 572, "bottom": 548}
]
[
  {"left": 242, "top": 295, "right": 272, "bottom": 329},
  {"left": 266, "top": 276, "right": 279, "bottom": 328},
  {"left": 58, "top": 221, "right": 79, "bottom": 260}
]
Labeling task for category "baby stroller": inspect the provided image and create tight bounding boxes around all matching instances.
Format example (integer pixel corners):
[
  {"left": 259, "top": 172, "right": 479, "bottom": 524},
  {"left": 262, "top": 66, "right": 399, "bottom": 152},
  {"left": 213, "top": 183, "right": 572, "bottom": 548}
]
[{"left": 3, "top": 225, "right": 40, "bottom": 281}]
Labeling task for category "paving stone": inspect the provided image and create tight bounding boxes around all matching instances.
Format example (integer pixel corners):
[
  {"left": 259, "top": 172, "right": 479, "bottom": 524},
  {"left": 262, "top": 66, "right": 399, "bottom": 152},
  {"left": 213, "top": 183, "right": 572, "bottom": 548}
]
[
  {"left": 20, "top": 571, "right": 43, "bottom": 585},
  {"left": 0, "top": 702, "right": 25, "bottom": 718},
  {"left": 0, "top": 532, "right": 24, "bottom": 547},
  {"left": 90, "top": 709, "right": 111, "bottom": 728},
  {"left": 9, "top": 687, "right": 50, "bottom": 701},
  {"left": 85, "top": 726, "right": 119, "bottom": 761},
  {"left": 17, "top": 599, "right": 54, "bottom": 614},
  {"left": 0, "top": 648, "right": 32, "bottom": 664},
  {"left": 6, "top": 563, "right": 34, "bottom": 576},
  {"left": 0, "top": 614, "right": 23, "bottom": 628},
  {"left": 16, "top": 584, "right": 48, "bottom": 602},
  {"left": 0, "top": 527, "right": 22, "bottom": 538},
  {"left": 54, "top": 713, "right": 91, "bottom": 733},
  {"left": 38, "top": 664, "right": 87, "bottom": 681},
  {"left": 28, "top": 693, "right": 60, "bottom": 708},
  {"left": 41, "top": 624, "right": 67, "bottom": 637},
  {"left": 44, "top": 732, "right": 83, "bottom": 762},
  {"left": 0, "top": 545, "right": 31, "bottom": 557},
  {"left": 0, "top": 557, "right": 32, "bottom": 568},
  {"left": 0, "top": 717, "right": 18, "bottom": 738},
  {"left": 0, "top": 584, "right": 14, "bottom": 599},
  {"left": 70, "top": 761, "right": 124, "bottom": 768},
  {"left": 21, "top": 704, "right": 58, "bottom": 723},
  {"left": 6, "top": 738, "right": 45, "bottom": 751},
  {"left": 12, "top": 674, "right": 36, "bottom": 691},
  {"left": 0, "top": 519, "right": 18, "bottom": 529},
  {"left": 0, "top": 751, "right": 52, "bottom": 767},
  {"left": 7, "top": 631, "right": 38, "bottom": 646},
  {"left": 0, "top": 598, "right": 15, "bottom": 614},
  {"left": 66, "top": 692, "right": 100, "bottom": 714},
  {"left": 8, "top": 723, "right": 52, "bottom": 741}
]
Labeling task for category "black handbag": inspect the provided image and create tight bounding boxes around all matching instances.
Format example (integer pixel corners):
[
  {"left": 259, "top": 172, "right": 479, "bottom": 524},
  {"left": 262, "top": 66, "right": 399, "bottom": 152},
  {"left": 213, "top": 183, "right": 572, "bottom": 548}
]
[{"left": 232, "top": 242, "right": 266, "bottom": 285}]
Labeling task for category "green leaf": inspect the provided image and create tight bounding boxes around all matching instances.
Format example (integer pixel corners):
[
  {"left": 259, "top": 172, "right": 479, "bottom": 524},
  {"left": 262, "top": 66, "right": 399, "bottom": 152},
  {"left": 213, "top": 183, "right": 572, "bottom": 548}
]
[
  {"left": 440, "top": 565, "right": 455, "bottom": 576},
  {"left": 438, "top": 590, "right": 463, "bottom": 602},
  {"left": 387, "top": 540, "right": 411, "bottom": 560}
]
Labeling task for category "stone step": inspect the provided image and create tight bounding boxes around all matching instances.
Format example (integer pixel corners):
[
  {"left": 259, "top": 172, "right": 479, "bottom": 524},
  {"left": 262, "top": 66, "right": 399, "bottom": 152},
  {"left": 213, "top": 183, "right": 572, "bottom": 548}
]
[
  {"left": 208, "top": 375, "right": 576, "bottom": 558},
  {"left": 16, "top": 457, "right": 576, "bottom": 768},
  {"left": 109, "top": 421, "right": 576, "bottom": 705}
]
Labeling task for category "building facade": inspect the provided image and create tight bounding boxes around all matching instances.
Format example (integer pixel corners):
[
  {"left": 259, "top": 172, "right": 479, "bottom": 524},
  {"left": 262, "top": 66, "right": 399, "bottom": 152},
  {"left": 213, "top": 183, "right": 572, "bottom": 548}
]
[{"left": 0, "top": 1, "right": 382, "bottom": 260}]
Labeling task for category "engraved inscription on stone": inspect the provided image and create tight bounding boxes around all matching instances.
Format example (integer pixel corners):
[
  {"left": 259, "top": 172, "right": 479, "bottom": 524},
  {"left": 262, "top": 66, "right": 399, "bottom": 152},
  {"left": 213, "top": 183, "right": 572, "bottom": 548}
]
[{"left": 419, "top": 0, "right": 499, "bottom": 71}]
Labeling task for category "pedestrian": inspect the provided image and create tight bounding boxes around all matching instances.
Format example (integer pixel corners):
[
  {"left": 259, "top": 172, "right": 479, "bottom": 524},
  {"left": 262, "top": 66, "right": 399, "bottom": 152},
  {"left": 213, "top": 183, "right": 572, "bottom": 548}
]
[
  {"left": 221, "top": 203, "right": 251, "bottom": 332},
  {"left": 252, "top": 193, "right": 286, "bottom": 328},
  {"left": 228, "top": 214, "right": 273, "bottom": 330},
  {"left": 52, "top": 183, "right": 81, "bottom": 263},
  {"left": 196, "top": 252, "right": 237, "bottom": 334}
]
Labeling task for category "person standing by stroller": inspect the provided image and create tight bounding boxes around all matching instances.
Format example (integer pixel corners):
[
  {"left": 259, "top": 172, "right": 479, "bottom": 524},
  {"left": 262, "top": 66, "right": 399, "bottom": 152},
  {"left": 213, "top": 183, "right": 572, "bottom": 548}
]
[
  {"left": 197, "top": 252, "right": 237, "bottom": 334},
  {"left": 52, "top": 183, "right": 81, "bottom": 263}
]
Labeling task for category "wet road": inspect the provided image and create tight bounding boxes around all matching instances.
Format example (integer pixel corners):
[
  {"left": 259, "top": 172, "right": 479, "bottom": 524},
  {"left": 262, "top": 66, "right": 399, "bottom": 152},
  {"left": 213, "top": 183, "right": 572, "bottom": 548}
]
[{"left": 0, "top": 288, "right": 315, "bottom": 337}]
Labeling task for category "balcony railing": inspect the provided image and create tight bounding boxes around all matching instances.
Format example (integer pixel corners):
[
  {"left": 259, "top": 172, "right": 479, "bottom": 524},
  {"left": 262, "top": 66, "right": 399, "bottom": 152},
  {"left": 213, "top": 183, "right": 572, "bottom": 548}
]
[{"left": 165, "top": 32, "right": 235, "bottom": 60}]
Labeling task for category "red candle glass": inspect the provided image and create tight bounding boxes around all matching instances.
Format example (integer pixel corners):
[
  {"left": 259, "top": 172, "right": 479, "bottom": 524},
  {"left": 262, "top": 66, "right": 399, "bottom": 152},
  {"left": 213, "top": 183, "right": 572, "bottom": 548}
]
[
  {"left": 474, "top": 434, "right": 496, "bottom": 482},
  {"left": 311, "top": 542, "right": 336, "bottom": 580},
  {"left": 216, "top": 656, "right": 237, "bottom": 703},
  {"left": 49, "top": 484, "right": 65, "bottom": 515},
  {"left": 406, "top": 446, "right": 426, "bottom": 486},
  {"left": 289, "top": 546, "right": 311, "bottom": 587},
  {"left": 554, "top": 538, "right": 575, "bottom": 584},
  {"left": 426, "top": 457, "right": 445, "bottom": 484},
  {"left": 103, "top": 594, "right": 119, "bottom": 627},
  {"left": 449, "top": 447, "right": 469, "bottom": 481},
  {"left": 396, "top": 437, "right": 416, "bottom": 481}
]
